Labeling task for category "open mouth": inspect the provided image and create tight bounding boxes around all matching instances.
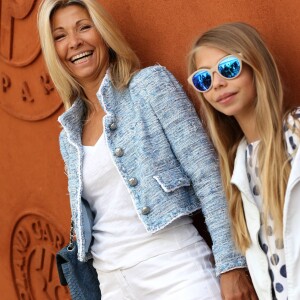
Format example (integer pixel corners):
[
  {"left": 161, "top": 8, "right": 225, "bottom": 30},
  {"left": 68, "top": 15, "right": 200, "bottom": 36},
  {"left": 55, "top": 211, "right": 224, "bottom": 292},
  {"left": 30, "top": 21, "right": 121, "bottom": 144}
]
[{"left": 70, "top": 51, "right": 93, "bottom": 64}]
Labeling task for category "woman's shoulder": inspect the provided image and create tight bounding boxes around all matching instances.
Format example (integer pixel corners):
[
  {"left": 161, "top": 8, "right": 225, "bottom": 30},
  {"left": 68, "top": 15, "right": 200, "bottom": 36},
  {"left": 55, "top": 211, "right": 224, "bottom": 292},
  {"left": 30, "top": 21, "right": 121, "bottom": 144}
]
[
  {"left": 129, "top": 65, "right": 181, "bottom": 90},
  {"left": 132, "top": 65, "right": 169, "bottom": 80}
]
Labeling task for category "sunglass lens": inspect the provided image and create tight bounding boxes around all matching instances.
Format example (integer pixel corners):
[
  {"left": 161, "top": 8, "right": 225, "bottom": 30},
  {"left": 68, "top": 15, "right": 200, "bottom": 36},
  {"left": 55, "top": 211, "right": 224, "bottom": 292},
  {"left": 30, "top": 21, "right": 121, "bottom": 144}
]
[
  {"left": 218, "top": 56, "right": 241, "bottom": 79},
  {"left": 192, "top": 71, "right": 211, "bottom": 92}
]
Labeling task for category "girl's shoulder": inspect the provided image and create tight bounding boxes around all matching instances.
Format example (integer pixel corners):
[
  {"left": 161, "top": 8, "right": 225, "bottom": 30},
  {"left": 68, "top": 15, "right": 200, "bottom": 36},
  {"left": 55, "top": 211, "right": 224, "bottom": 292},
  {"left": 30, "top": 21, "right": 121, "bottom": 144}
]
[
  {"left": 284, "top": 107, "right": 300, "bottom": 159},
  {"left": 286, "top": 107, "right": 300, "bottom": 120},
  {"left": 284, "top": 107, "right": 300, "bottom": 132}
]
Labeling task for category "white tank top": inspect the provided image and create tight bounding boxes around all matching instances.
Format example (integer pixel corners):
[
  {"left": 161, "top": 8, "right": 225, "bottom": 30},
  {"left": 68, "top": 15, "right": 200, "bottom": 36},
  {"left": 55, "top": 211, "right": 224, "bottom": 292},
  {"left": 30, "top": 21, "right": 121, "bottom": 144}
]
[{"left": 82, "top": 133, "right": 201, "bottom": 271}]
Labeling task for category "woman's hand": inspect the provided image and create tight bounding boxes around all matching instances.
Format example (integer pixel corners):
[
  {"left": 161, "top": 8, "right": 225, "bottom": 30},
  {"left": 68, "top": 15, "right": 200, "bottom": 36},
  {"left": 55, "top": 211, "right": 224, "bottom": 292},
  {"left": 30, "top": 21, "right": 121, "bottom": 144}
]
[{"left": 220, "top": 269, "right": 258, "bottom": 300}]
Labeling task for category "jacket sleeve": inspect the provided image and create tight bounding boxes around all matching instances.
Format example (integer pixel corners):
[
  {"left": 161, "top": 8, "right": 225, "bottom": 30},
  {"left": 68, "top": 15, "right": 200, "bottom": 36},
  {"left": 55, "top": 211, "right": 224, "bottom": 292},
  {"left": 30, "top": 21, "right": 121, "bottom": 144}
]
[{"left": 144, "top": 66, "right": 246, "bottom": 275}]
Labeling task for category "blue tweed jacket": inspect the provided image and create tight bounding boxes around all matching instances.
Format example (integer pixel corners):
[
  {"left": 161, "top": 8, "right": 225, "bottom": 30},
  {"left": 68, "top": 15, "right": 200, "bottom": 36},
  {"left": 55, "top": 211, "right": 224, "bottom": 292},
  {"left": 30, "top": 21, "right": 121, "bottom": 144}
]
[{"left": 58, "top": 65, "right": 246, "bottom": 275}]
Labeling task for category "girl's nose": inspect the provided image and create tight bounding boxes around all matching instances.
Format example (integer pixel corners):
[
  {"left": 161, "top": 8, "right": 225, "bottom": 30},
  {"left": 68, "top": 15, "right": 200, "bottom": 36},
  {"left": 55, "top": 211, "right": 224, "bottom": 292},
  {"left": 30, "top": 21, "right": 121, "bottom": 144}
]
[{"left": 212, "top": 71, "right": 227, "bottom": 90}]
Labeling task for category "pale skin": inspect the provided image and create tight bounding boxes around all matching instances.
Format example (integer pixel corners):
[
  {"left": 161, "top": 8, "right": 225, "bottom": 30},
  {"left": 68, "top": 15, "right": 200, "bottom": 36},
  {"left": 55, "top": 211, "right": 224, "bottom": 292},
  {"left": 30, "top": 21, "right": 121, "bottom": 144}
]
[
  {"left": 52, "top": 5, "right": 257, "bottom": 299},
  {"left": 194, "top": 45, "right": 259, "bottom": 299},
  {"left": 195, "top": 46, "right": 259, "bottom": 143}
]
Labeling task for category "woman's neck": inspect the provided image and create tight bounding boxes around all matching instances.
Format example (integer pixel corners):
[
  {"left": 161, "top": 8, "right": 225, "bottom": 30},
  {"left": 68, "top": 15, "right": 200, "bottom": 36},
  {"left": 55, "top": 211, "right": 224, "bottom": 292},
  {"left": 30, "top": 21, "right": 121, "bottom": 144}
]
[
  {"left": 84, "top": 84, "right": 100, "bottom": 105},
  {"left": 80, "top": 65, "right": 109, "bottom": 105}
]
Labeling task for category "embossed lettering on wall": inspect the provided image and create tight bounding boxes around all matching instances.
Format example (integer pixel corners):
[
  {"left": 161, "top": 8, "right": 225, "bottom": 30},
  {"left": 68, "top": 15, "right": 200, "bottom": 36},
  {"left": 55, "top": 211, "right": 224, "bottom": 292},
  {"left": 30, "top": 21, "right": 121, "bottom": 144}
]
[
  {"left": 0, "top": 0, "right": 62, "bottom": 121},
  {"left": 11, "top": 214, "right": 71, "bottom": 300}
]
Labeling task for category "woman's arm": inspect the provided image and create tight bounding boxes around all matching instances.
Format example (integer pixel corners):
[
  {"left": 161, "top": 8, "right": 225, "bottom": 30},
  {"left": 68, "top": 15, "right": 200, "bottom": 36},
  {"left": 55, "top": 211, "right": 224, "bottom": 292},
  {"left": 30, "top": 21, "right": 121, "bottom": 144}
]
[
  {"left": 144, "top": 66, "right": 258, "bottom": 299},
  {"left": 145, "top": 66, "right": 244, "bottom": 274}
]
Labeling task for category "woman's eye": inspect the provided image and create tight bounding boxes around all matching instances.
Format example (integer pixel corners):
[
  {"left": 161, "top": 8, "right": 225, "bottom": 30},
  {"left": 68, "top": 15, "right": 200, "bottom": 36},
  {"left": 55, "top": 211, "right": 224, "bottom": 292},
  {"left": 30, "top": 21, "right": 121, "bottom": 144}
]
[
  {"left": 80, "top": 24, "right": 92, "bottom": 31},
  {"left": 53, "top": 34, "right": 65, "bottom": 41}
]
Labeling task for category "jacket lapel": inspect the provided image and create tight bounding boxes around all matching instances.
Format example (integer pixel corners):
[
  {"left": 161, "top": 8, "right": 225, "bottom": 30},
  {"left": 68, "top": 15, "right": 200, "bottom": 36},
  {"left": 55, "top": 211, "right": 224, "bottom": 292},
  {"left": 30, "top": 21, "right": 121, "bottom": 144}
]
[{"left": 231, "top": 138, "right": 256, "bottom": 204}]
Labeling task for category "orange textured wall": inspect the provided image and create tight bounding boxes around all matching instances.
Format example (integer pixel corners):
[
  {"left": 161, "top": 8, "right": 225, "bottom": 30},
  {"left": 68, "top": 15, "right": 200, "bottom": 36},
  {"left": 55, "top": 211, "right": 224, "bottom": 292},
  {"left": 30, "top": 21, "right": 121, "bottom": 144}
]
[
  {"left": 0, "top": 0, "right": 299, "bottom": 299},
  {"left": 101, "top": 0, "right": 300, "bottom": 106}
]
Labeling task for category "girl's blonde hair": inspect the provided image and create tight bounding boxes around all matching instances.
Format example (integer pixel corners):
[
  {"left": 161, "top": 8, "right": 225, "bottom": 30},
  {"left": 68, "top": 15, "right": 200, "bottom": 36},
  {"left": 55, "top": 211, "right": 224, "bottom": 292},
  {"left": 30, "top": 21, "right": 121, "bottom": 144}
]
[
  {"left": 188, "top": 22, "right": 291, "bottom": 253},
  {"left": 37, "top": 0, "right": 140, "bottom": 110}
]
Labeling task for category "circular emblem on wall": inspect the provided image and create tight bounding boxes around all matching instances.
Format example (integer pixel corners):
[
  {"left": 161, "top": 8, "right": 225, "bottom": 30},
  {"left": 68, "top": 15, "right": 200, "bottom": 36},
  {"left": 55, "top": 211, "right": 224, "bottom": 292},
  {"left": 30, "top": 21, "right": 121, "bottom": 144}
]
[
  {"left": 0, "top": 0, "right": 62, "bottom": 121},
  {"left": 11, "top": 213, "right": 71, "bottom": 299}
]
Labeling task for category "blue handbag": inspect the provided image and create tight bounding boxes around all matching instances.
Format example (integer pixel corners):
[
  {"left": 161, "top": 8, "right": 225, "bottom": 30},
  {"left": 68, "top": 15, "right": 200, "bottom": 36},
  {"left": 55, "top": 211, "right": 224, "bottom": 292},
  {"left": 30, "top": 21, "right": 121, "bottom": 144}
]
[{"left": 56, "top": 220, "right": 101, "bottom": 300}]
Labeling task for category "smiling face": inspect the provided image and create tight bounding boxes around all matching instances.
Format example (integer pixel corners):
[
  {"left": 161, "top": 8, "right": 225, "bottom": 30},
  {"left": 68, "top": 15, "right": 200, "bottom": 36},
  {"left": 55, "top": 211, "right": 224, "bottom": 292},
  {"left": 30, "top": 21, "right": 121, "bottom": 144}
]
[
  {"left": 51, "top": 5, "right": 109, "bottom": 87},
  {"left": 195, "top": 46, "right": 257, "bottom": 123}
]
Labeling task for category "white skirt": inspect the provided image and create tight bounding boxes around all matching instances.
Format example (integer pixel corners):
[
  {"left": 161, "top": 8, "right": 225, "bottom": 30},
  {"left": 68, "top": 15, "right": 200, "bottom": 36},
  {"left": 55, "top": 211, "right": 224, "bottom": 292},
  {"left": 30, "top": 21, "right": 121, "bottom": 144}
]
[{"left": 95, "top": 240, "right": 222, "bottom": 300}]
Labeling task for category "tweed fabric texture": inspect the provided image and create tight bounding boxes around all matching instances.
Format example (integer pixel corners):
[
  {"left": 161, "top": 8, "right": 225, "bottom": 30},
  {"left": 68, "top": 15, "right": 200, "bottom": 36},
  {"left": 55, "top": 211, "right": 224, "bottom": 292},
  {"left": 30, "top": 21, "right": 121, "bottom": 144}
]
[{"left": 58, "top": 66, "right": 246, "bottom": 275}]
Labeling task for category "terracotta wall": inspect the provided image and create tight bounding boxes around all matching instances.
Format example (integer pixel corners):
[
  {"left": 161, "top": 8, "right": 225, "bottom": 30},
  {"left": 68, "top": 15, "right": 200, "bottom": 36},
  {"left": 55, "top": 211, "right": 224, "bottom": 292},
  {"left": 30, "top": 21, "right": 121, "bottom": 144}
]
[{"left": 0, "top": 0, "right": 299, "bottom": 299}]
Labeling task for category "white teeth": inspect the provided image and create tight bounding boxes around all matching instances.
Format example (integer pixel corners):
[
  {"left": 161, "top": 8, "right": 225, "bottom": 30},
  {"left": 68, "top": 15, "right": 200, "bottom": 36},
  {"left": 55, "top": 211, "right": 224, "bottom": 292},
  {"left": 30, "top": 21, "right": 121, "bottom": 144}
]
[
  {"left": 74, "top": 57, "right": 89, "bottom": 64},
  {"left": 71, "top": 51, "right": 92, "bottom": 63}
]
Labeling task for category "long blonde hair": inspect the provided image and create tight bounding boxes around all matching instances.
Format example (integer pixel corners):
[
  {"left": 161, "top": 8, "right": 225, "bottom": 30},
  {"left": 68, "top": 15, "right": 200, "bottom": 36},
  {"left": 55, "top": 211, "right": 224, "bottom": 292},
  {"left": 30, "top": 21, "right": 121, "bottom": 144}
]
[
  {"left": 188, "top": 22, "right": 291, "bottom": 253},
  {"left": 37, "top": 0, "right": 140, "bottom": 110}
]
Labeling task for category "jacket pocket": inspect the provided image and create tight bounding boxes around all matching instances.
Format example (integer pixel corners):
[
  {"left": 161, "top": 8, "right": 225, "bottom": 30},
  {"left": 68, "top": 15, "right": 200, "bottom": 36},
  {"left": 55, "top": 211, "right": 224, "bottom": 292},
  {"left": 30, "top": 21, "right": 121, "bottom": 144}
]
[{"left": 153, "top": 167, "right": 191, "bottom": 192}]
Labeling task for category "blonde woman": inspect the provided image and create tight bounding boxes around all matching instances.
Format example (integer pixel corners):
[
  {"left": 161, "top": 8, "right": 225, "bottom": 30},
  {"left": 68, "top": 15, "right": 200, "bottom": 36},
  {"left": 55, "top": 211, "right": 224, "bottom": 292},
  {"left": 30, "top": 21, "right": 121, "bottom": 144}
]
[
  {"left": 38, "top": 1, "right": 256, "bottom": 299},
  {"left": 188, "top": 22, "right": 300, "bottom": 300}
]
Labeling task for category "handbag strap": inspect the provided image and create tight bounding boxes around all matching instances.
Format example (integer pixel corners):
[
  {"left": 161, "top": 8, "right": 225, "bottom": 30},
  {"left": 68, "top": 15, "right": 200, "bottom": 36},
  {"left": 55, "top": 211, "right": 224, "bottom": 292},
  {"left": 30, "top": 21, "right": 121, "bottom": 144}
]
[{"left": 67, "top": 219, "right": 76, "bottom": 251}]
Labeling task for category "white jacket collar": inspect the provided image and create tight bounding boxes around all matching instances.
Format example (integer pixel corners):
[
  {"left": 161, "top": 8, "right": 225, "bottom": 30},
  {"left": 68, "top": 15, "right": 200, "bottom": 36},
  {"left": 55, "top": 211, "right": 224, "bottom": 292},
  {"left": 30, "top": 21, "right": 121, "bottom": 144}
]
[
  {"left": 231, "top": 137, "right": 255, "bottom": 203},
  {"left": 287, "top": 146, "right": 300, "bottom": 187}
]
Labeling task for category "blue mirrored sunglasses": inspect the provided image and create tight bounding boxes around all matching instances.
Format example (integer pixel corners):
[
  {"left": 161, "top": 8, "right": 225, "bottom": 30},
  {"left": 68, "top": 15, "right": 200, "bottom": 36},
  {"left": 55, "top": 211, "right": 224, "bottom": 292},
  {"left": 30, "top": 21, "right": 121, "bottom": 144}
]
[{"left": 188, "top": 55, "right": 242, "bottom": 93}]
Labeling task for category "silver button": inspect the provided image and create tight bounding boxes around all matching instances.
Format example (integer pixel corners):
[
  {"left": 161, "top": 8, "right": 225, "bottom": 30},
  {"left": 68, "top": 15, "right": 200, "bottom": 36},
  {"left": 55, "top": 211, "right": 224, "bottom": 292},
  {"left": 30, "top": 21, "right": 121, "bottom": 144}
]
[
  {"left": 128, "top": 177, "right": 138, "bottom": 186},
  {"left": 114, "top": 147, "right": 124, "bottom": 157},
  {"left": 109, "top": 122, "right": 117, "bottom": 130},
  {"left": 141, "top": 206, "right": 151, "bottom": 215}
]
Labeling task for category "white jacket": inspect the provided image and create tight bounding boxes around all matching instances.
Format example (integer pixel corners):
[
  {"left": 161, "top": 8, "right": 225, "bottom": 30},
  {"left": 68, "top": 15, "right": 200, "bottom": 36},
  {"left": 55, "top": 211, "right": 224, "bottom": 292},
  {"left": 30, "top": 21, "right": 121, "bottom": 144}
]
[{"left": 231, "top": 138, "right": 300, "bottom": 300}]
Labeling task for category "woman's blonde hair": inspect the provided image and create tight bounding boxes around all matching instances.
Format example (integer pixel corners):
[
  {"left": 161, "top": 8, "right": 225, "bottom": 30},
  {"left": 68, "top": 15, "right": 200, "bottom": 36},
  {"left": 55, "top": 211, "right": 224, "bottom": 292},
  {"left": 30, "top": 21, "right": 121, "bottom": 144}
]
[
  {"left": 188, "top": 22, "right": 291, "bottom": 253},
  {"left": 37, "top": 0, "right": 140, "bottom": 110}
]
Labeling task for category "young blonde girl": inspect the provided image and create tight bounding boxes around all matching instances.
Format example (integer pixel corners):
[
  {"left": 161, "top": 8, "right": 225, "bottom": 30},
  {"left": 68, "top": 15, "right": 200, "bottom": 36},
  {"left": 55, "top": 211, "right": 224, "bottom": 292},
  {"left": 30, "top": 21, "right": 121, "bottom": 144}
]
[{"left": 188, "top": 22, "right": 300, "bottom": 300}]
